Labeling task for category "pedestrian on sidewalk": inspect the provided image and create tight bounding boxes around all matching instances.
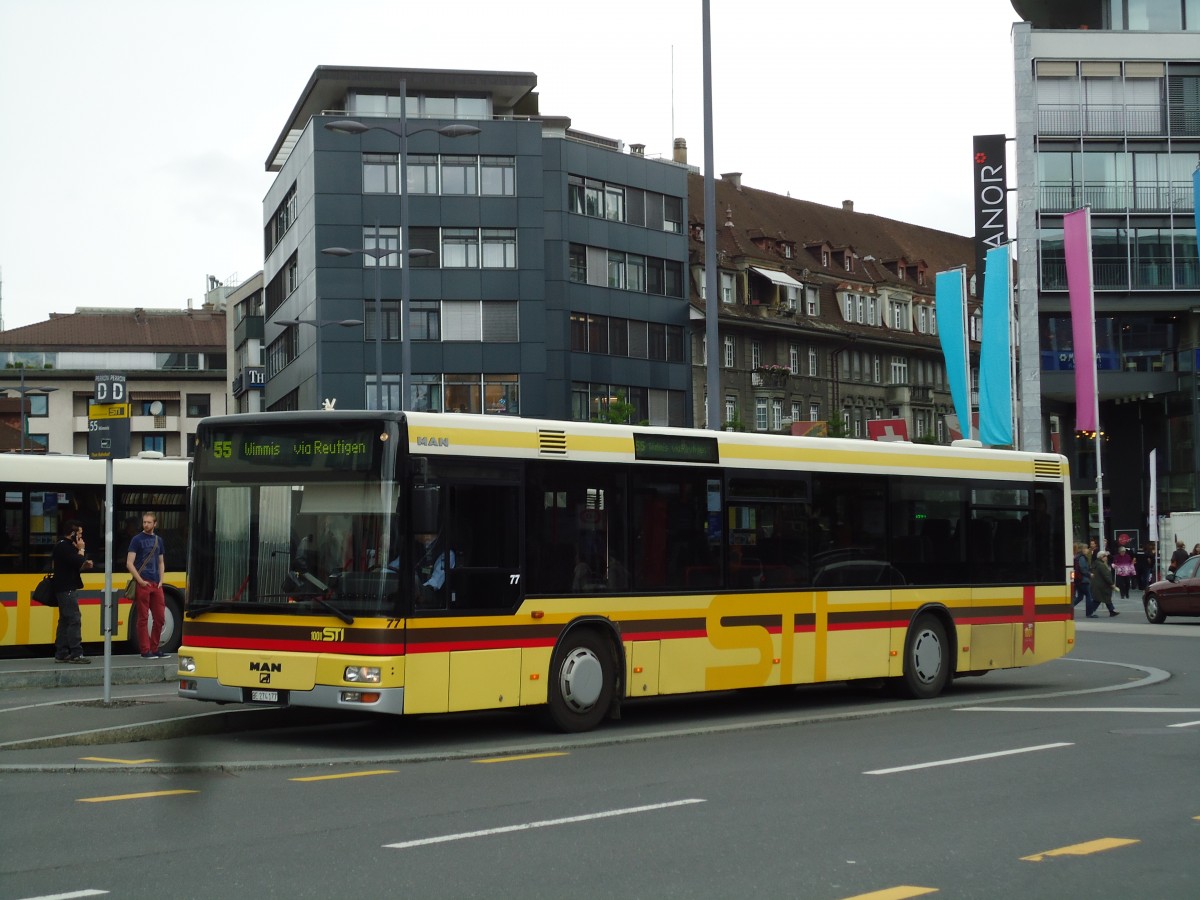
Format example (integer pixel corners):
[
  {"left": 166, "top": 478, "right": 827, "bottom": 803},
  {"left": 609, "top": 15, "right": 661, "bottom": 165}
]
[
  {"left": 1072, "top": 542, "right": 1096, "bottom": 617},
  {"left": 51, "top": 520, "right": 94, "bottom": 663},
  {"left": 126, "top": 512, "right": 169, "bottom": 660},
  {"left": 1112, "top": 546, "right": 1136, "bottom": 599},
  {"left": 1091, "top": 549, "right": 1119, "bottom": 617}
]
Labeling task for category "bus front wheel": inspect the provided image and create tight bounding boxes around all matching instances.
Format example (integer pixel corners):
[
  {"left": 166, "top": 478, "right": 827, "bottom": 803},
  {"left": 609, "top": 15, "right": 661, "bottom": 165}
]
[
  {"left": 547, "top": 630, "right": 615, "bottom": 733},
  {"left": 898, "top": 613, "right": 950, "bottom": 700}
]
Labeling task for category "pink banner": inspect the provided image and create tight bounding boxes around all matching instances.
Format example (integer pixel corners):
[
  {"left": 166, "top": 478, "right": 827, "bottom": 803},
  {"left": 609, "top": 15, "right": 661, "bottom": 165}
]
[{"left": 1064, "top": 208, "right": 1096, "bottom": 432}]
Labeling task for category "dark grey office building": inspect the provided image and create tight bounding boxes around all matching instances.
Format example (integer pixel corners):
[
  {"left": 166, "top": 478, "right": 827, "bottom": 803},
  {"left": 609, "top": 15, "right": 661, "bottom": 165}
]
[{"left": 262, "top": 66, "right": 690, "bottom": 424}]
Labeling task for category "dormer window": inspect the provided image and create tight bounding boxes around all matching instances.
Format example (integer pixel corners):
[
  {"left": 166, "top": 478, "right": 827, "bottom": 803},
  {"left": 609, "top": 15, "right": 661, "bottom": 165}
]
[
  {"left": 822, "top": 250, "right": 830, "bottom": 267},
  {"left": 781, "top": 243, "right": 793, "bottom": 259},
  {"left": 844, "top": 255, "right": 852, "bottom": 273}
]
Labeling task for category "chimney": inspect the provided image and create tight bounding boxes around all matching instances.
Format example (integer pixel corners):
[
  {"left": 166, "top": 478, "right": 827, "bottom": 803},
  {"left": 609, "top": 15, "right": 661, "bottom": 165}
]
[
  {"left": 672, "top": 138, "right": 687, "bottom": 164},
  {"left": 842, "top": 200, "right": 854, "bottom": 212},
  {"left": 722, "top": 172, "right": 742, "bottom": 190},
  {"left": 630, "top": 143, "right": 645, "bottom": 156}
]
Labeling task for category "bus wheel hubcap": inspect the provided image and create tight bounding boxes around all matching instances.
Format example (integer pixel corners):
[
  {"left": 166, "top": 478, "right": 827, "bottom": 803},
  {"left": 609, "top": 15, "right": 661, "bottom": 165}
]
[
  {"left": 912, "top": 629, "right": 942, "bottom": 684},
  {"left": 559, "top": 648, "right": 603, "bottom": 712}
]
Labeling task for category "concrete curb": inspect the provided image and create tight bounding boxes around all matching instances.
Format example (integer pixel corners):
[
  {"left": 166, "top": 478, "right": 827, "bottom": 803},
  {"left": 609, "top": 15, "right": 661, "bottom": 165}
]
[{"left": 0, "top": 661, "right": 176, "bottom": 691}]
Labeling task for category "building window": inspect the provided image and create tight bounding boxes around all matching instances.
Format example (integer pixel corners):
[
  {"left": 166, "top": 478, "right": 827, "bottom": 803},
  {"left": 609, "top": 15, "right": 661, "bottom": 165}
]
[
  {"left": 844, "top": 296, "right": 854, "bottom": 320},
  {"left": 367, "top": 375, "right": 401, "bottom": 412},
  {"left": 441, "top": 155, "right": 478, "bottom": 195},
  {"left": 891, "top": 301, "right": 907, "bottom": 330},
  {"left": 627, "top": 255, "right": 646, "bottom": 292},
  {"left": 723, "top": 335, "right": 735, "bottom": 369},
  {"left": 771, "top": 399, "right": 782, "bottom": 431},
  {"left": 443, "top": 229, "right": 480, "bottom": 268},
  {"left": 751, "top": 341, "right": 762, "bottom": 371},
  {"left": 891, "top": 355, "right": 909, "bottom": 384},
  {"left": 480, "top": 156, "right": 515, "bottom": 195},
  {"left": 608, "top": 252, "right": 626, "bottom": 289},
  {"left": 568, "top": 175, "right": 585, "bottom": 214},
  {"left": 363, "top": 227, "right": 400, "bottom": 267},
  {"left": 411, "top": 375, "right": 443, "bottom": 412},
  {"left": 407, "top": 154, "right": 438, "bottom": 194},
  {"left": 873, "top": 355, "right": 881, "bottom": 383},
  {"left": 917, "top": 306, "right": 928, "bottom": 334},
  {"left": 585, "top": 179, "right": 604, "bottom": 216},
  {"left": 725, "top": 395, "right": 737, "bottom": 426},
  {"left": 805, "top": 289, "right": 818, "bottom": 316},
  {"left": 481, "top": 229, "right": 517, "bottom": 269},
  {"left": 856, "top": 297, "right": 865, "bottom": 324},
  {"left": 141, "top": 435, "right": 166, "bottom": 455},
  {"left": 409, "top": 227, "right": 439, "bottom": 267},
  {"left": 569, "top": 244, "right": 587, "bottom": 283},
  {"left": 789, "top": 344, "right": 800, "bottom": 373},
  {"left": 663, "top": 195, "right": 683, "bottom": 233},
  {"left": 411, "top": 300, "right": 440, "bottom": 341},
  {"left": 363, "top": 153, "right": 399, "bottom": 194},
  {"left": 809, "top": 402, "right": 820, "bottom": 421},
  {"left": 605, "top": 184, "right": 625, "bottom": 221},
  {"left": 482, "top": 302, "right": 519, "bottom": 342},
  {"left": 721, "top": 272, "right": 736, "bottom": 304},
  {"left": 791, "top": 401, "right": 801, "bottom": 423},
  {"left": 185, "top": 394, "right": 210, "bottom": 418},
  {"left": 442, "top": 301, "right": 483, "bottom": 340},
  {"left": 365, "top": 300, "right": 400, "bottom": 341},
  {"left": 807, "top": 346, "right": 818, "bottom": 377}
]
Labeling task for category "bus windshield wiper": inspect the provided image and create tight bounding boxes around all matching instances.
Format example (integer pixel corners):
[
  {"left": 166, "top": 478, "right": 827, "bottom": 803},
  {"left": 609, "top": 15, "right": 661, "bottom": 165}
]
[
  {"left": 310, "top": 595, "right": 354, "bottom": 625},
  {"left": 186, "top": 601, "right": 244, "bottom": 618}
]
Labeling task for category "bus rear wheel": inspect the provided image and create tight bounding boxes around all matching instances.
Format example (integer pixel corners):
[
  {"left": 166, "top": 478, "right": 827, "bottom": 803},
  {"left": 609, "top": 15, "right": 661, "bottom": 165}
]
[
  {"left": 898, "top": 613, "right": 950, "bottom": 699},
  {"left": 547, "top": 630, "right": 614, "bottom": 733},
  {"left": 125, "top": 590, "right": 183, "bottom": 654}
]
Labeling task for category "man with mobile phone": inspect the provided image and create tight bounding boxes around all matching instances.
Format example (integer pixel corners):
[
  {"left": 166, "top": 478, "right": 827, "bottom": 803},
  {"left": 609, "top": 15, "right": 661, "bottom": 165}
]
[{"left": 52, "top": 519, "right": 93, "bottom": 663}]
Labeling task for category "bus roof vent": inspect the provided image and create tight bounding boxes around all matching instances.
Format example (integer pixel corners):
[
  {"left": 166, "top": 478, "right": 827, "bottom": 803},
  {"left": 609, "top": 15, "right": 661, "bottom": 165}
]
[
  {"left": 538, "top": 429, "right": 568, "bottom": 455},
  {"left": 1033, "top": 458, "right": 1063, "bottom": 480}
]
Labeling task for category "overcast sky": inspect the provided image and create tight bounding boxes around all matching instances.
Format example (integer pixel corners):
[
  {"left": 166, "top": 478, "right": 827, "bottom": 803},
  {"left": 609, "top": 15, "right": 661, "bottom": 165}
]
[{"left": 0, "top": 0, "right": 1022, "bottom": 331}]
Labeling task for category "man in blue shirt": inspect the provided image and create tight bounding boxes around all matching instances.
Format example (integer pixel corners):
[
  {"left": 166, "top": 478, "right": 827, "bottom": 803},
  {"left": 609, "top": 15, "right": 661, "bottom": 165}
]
[{"left": 126, "top": 512, "right": 168, "bottom": 659}]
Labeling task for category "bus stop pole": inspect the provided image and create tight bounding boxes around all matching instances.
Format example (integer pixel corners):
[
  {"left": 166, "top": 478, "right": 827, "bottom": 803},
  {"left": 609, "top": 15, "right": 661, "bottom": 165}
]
[{"left": 103, "top": 458, "right": 113, "bottom": 704}]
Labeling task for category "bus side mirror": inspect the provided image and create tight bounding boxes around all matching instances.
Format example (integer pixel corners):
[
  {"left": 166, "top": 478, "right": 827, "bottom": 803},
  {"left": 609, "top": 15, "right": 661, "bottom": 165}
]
[{"left": 411, "top": 486, "right": 440, "bottom": 535}]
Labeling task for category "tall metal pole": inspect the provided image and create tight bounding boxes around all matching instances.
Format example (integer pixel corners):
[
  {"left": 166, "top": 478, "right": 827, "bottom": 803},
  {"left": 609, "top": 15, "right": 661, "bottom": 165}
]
[
  {"left": 398, "top": 77, "right": 411, "bottom": 411},
  {"left": 702, "top": 0, "right": 720, "bottom": 431},
  {"left": 374, "top": 220, "right": 383, "bottom": 409}
]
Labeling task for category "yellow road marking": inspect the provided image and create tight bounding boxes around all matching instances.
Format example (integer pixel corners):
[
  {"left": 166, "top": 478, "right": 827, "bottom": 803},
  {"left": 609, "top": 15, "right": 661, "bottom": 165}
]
[
  {"left": 1021, "top": 838, "right": 1139, "bottom": 861},
  {"left": 79, "top": 789, "right": 198, "bottom": 803},
  {"left": 839, "top": 887, "right": 938, "bottom": 900},
  {"left": 80, "top": 756, "right": 158, "bottom": 765},
  {"left": 289, "top": 769, "right": 397, "bottom": 782},
  {"left": 473, "top": 752, "right": 569, "bottom": 764}
]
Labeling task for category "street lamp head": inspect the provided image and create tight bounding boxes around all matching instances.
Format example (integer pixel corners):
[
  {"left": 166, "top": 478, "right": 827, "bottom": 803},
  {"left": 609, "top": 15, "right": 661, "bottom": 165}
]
[
  {"left": 321, "top": 247, "right": 355, "bottom": 258},
  {"left": 336, "top": 319, "right": 366, "bottom": 328},
  {"left": 273, "top": 318, "right": 302, "bottom": 327},
  {"left": 436, "top": 123, "right": 482, "bottom": 139},
  {"left": 324, "top": 119, "right": 372, "bottom": 136}
]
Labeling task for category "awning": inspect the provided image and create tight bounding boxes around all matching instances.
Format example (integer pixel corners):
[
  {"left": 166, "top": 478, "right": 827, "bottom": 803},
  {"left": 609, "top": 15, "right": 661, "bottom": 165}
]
[{"left": 750, "top": 267, "right": 804, "bottom": 288}]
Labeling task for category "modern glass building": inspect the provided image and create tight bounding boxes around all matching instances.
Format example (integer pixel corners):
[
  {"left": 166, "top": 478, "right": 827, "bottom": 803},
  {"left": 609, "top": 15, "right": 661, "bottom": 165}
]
[
  {"left": 261, "top": 66, "right": 690, "bottom": 425},
  {"left": 1012, "top": 0, "right": 1200, "bottom": 533}
]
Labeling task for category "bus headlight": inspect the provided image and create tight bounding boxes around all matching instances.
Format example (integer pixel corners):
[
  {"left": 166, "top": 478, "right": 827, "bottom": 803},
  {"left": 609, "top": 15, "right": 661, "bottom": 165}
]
[
  {"left": 179, "top": 656, "right": 196, "bottom": 673},
  {"left": 344, "top": 665, "right": 381, "bottom": 684}
]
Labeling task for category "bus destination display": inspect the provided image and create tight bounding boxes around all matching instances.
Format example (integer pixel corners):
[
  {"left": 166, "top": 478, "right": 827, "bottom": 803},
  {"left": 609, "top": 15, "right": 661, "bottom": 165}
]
[{"left": 204, "top": 429, "right": 380, "bottom": 474}]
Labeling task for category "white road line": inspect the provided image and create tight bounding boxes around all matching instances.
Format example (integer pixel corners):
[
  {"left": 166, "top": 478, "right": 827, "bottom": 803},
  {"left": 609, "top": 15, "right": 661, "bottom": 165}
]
[
  {"left": 0, "top": 690, "right": 176, "bottom": 714},
  {"left": 17, "top": 891, "right": 109, "bottom": 900},
  {"left": 958, "top": 707, "right": 1200, "bottom": 713},
  {"left": 1167, "top": 720, "right": 1200, "bottom": 728},
  {"left": 865, "top": 743, "right": 1072, "bottom": 775},
  {"left": 384, "top": 798, "right": 706, "bottom": 849}
]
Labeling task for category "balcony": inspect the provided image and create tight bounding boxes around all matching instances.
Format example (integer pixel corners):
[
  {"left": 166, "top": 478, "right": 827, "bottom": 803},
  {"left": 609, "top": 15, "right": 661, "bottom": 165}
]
[
  {"left": 1038, "top": 180, "right": 1194, "bottom": 214},
  {"left": 1037, "top": 103, "right": 1165, "bottom": 137}
]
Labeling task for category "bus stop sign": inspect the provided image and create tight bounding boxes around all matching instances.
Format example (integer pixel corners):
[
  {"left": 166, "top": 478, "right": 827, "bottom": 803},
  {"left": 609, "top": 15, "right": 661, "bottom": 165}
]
[{"left": 89, "top": 374, "right": 130, "bottom": 459}]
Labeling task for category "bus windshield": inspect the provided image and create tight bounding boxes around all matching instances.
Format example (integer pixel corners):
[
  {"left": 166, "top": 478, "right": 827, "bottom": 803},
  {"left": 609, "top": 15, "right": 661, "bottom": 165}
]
[{"left": 188, "top": 416, "right": 403, "bottom": 617}]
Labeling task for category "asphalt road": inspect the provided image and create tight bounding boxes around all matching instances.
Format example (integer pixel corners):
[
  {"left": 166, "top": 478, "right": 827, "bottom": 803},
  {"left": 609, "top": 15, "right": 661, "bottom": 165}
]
[{"left": 1, "top": 621, "right": 1197, "bottom": 899}]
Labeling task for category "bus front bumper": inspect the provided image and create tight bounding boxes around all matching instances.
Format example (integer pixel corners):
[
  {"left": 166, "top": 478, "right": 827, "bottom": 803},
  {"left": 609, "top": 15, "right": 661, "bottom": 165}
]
[{"left": 177, "top": 676, "right": 405, "bottom": 715}]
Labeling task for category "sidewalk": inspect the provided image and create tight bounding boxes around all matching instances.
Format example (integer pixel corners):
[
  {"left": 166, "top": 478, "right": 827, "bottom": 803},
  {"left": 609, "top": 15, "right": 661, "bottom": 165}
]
[{"left": 0, "top": 651, "right": 177, "bottom": 691}]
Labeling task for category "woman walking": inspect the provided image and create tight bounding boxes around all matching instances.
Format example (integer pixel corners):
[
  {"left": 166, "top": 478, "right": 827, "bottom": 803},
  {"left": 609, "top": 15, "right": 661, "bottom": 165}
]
[{"left": 1091, "top": 549, "right": 1119, "bottom": 617}]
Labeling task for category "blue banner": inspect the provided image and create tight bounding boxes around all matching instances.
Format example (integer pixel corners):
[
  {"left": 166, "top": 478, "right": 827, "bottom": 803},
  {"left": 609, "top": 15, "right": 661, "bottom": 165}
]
[
  {"left": 979, "top": 245, "right": 1013, "bottom": 446},
  {"left": 935, "top": 268, "right": 970, "bottom": 437}
]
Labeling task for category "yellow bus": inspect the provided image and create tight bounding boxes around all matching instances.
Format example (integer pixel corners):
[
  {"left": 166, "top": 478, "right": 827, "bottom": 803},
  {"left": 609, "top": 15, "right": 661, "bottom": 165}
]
[
  {"left": 179, "top": 411, "right": 1073, "bottom": 732},
  {"left": 1, "top": 453, "right": 190, "bottom": 653}
]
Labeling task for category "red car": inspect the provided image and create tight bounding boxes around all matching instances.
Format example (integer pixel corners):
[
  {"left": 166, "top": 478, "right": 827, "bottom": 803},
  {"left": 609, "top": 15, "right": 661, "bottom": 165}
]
[{"left": 1143, "top": 555, "right": 1200, "bottom": 623}]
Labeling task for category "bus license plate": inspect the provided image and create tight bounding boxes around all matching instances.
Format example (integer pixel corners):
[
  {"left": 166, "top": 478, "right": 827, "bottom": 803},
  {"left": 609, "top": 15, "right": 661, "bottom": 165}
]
[{"left": 250, "top": 690, "right": 279, "bottom": 703}]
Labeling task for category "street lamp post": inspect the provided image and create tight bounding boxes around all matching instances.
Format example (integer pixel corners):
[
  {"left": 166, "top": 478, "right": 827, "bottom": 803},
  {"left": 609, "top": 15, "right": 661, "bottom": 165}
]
[
  {"left": 0, "top": 368, "right": 58, "bottom": 452},
  {"left": 323, "top": 97, "right": 480, "bottom": 411},
  {"left": 273, "top": 318, "right": 364, "bottom": 408}
]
